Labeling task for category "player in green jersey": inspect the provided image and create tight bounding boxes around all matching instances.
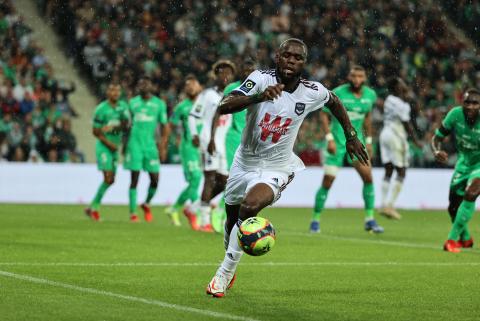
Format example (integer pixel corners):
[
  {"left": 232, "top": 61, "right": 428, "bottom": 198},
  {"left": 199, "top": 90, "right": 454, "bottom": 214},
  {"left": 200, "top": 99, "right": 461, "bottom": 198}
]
[
  {"left": 165, "top": 74, "right": 203, "bottom": 227},
  {"left": 209, "top": 59, "right": 256, "bottom": 233},
  {"left": 310, "top": 65, "right": 384, "bottom": 233},
  {"left": 124, "top": 76, "right": 169, "bottom": 222},
  {"left": 85, "top": 82, "right": 129, "bottom": 221},
  {"left": 432, "top": 88, "right": 480, "bottom": 253}
]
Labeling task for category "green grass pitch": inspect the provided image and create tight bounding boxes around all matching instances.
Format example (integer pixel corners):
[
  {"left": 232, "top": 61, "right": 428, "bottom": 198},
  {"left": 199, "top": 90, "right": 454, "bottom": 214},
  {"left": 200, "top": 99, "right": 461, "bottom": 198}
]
[{"left": 0, "top": 204, "right": 479, "bottom": 321}]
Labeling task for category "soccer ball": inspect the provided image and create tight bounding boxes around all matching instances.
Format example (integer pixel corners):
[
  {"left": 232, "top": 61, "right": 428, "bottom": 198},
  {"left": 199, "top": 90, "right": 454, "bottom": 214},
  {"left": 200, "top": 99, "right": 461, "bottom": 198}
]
[{"left": 237, "top": 216, "right": 276, "bottom": 256}]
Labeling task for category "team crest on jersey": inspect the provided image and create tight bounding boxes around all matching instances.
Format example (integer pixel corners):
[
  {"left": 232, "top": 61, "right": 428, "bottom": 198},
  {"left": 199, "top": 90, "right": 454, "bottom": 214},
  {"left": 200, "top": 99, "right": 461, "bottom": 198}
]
[
  {"left": 295, "top": 102, "right": 305, "bottom": 116},
  {"left": 240, "top": 79, "right": 256, "bottom": 93}
]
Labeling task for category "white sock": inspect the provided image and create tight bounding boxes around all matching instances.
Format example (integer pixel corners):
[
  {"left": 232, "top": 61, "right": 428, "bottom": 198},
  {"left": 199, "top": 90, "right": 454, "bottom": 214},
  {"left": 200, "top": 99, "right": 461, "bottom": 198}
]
[
  {"left": 381, "top": 179, "right": 391, "bottom": 208},
  {"left": 388, "top": 179, "right": 403, "bottom": 207},
  {"left": 199, "top": 203, "right": 211, "bottom": 226},
  {"left": 190, "top": 200, "right": 200, "bottom": 212},
  {"left": 219, "top": 222, "right": 243, "bottom": 276}
]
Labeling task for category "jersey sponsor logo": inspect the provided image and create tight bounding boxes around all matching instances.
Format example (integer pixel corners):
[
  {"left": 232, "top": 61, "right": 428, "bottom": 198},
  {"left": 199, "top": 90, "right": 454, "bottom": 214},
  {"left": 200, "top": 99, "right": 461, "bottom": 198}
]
[
  {"left": 240, "top": 79, "right": 256, "bottom": 93},
  {"left": 217, "top": 115, "right": 229, "bottom": 126},
  {"left": 134, "top": 114, "right": 155, "bottom": 122},
  {"left": 295, "top": 102, "right": 305, "bottom": 116},
  {"left": 259, "top": 113, "right": 292, "bottom": 143},
  {"left": 346, "top": 110, "right": 364, "bottom": 120}
]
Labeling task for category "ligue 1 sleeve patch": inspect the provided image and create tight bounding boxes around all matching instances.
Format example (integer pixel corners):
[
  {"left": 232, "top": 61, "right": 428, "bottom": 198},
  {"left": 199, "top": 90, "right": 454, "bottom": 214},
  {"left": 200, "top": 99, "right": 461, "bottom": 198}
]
[{"left": 239, "top": 79, "right": 256, "bottom": 93}]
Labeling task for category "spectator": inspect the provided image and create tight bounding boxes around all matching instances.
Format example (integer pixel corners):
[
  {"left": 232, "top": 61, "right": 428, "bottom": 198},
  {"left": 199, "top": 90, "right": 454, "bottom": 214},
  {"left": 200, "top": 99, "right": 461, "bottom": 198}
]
[
  {"left": 42, "top": 0, "right": 479, "bottom": 167},
  {"left": 0, "top": 0, "right": 82, "bottom": 163}
]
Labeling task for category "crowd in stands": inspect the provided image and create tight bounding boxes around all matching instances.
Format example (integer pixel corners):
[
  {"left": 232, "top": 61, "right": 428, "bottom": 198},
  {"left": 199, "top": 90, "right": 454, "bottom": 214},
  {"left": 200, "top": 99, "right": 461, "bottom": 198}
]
[
  {"left": 442, "top": 0, "right": 480, "bottom": 48},
  {"left": 38, "top": 0, "right": 480, "bottom": 167},
  {"left": 0, "top": 0, "right": 82, "bottom": 163}
]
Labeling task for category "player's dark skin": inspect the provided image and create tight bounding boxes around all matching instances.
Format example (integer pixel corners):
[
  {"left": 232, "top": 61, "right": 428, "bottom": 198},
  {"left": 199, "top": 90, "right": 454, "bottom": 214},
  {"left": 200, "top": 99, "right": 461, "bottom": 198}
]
[
  {"left": 432, "top": 91, "right": 480, "bottom": 221},
  {"left": 194, "top": 65, "right": 235, "bottom": 206},
  {"left": 383, "top": 78, "right": 421, "bottom": 184},
  {"left": 209, "top": 60, "right": 256, "bottom": 154},
  {"left": 92, "top": 83, "right": 128, "bottom": 186},
  {"left": 127, "top": 78, "right": 168, "bottom": 194},
  {"left": 217, "top": 41, "right": 368, "bottom": 234},
  {"left": 321, "top": 68, "right": 374, "bottom": 191}
]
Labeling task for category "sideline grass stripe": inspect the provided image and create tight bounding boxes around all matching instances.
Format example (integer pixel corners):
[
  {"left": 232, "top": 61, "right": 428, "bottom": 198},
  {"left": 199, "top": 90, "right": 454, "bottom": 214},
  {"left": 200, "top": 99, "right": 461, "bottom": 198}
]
[
  {"left": 0, "top": 262, "right": 479, "bottom": 267},
  {"left": 0, "top": 270, "right": 261, "bottom": 321}
]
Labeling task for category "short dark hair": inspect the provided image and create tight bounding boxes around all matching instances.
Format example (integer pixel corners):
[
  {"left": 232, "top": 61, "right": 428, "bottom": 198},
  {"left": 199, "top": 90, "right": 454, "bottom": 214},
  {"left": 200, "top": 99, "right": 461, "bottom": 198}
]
[
  {"left": 212, "top": 59, "right": 236, "bottom": 75},
  {"left": 387, "top": 77, "right": 400, "bottom": 92},
  {"left": 279, "top": 38, "right": 308, "bottom": 59},
  {"left": 350, "top": 65, "right": 366, "bottom": 73},
  {"left": 107, "top": 81, "right": 121, "bottom": 87},
  {"left": 139, "top": 75, "right": 152, "bottom": 82},
  {"left": 465, "top": 88, "right": 480, "bottom": 97},
  {"left": 185, "top": 73, "right": 197, "bottom": 82}
]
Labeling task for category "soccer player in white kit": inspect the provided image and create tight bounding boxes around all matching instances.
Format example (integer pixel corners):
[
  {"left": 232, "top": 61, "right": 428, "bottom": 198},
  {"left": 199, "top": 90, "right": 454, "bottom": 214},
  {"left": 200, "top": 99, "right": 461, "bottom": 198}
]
[
  {"left": 205, "top": 39, "right": 369, "bottom": 297},
  {"left": 379, "top": 77, "right": 421, "bottom": 219},
  {"left": 188, "top": 60, "right": 235, "bottom": 232}
]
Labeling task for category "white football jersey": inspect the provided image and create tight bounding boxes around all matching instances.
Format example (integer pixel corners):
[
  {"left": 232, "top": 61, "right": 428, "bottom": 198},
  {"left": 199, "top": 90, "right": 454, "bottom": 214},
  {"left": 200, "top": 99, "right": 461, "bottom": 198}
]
[
  {"left": 383, "top": 95, "right": 411, "bottom": 138},
  {"left": 232, "top": 69, "right": 330, "bottom": 172},
  {"left": 189, "top": 87, "right": 230, "bottom": 149}
]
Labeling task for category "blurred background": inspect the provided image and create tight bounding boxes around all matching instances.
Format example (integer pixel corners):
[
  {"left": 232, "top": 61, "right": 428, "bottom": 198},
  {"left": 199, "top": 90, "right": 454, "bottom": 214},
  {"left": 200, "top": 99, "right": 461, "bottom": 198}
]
[{"left": 0, "top": 0, "right": 477, "bottom": 168}]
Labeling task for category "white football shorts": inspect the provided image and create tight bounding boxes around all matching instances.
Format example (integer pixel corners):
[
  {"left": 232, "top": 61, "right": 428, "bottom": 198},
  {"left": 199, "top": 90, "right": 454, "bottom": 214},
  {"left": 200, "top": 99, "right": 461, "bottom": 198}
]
[
  {"left": 225, "top": 160, "right": 294, "bottom": 205},
  {"left": 380, "top": 128, "right": 410, "bottom": 168}
]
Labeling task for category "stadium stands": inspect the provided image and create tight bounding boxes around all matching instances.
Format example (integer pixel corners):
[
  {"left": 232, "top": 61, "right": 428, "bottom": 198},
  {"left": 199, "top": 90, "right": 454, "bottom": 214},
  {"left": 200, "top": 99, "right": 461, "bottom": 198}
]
[
  {"left": 0, "top": 0, "right": 83, "bottom": 162},
  {"left": 41, "top": 0, "right": 479, "bottom": 167}
]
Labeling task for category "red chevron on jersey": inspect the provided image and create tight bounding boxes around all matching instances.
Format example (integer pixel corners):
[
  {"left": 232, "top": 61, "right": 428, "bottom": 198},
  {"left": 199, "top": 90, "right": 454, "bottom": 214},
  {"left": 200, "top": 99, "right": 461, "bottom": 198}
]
[{"left": 259, "top": 113, "right": 292, "bottom": 143}]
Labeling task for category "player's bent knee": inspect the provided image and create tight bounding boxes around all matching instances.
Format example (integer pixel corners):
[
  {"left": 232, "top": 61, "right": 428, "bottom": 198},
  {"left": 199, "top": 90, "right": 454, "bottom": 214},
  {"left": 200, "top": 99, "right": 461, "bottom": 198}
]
[
  {"left": 465, "top": 180, "right": 480, "bottom": 201},
  {"left": 239, "top": 199, "right": 263, "bottom": 219},
  {"left": 324, "top": 165, "right": 339, "bottom": 177},
  {"left": 464, "top": 190, "right": 479, "bottom": 202}
]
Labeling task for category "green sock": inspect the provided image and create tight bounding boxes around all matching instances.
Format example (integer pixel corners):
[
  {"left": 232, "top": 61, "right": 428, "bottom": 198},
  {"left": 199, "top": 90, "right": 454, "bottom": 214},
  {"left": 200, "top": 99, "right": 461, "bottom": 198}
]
[
  {"left": 145, "top": 187, "right": 157, "bottom": 204},
  {"left": 129, "top": 188, "right": 137, "bottom": 214},
  {"left": 363, "top": 183, "right": 375, "bottom": 220},
  {"left": 448, "top": 200, "right": 475, "bottom": 240},
  {"left": 91, "top": 182, "right": 110, "bottom": 210},
  {"left": 218, "top": 197, "right": 225, "bottom": 211},
  {"left": 312, "top": 187, "right": 329, "bottom": 221},
  {"left": 461, "top": 226, "right": 471, "bottom": 241},
  {"left": 174, "top": 173, "right": 201, "bottom": 209}
]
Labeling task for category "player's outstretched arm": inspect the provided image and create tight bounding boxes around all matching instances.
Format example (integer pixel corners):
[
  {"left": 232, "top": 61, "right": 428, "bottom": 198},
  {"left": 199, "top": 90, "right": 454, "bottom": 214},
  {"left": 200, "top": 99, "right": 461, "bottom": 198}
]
[
  {"left": 402, "top": 120, "right": 421, "bottom": 148},
  {"left": 93, "top": 127, "right": 117, "bottom": 152},
  {"left": 363, "top": 111, "right": 374, "bottom": 158},
  {"left": 218, "top": 84, "right": 285, "bottom": 115},
  {"left": 325, "top": 91, "right": 369, "bottom": 165},
  {"left": 320, "top": 112, "right": 336, "bottom": 155},
  {"left": 431, "top": 134, "right": 448, "bottom": 164},
  {"left": 159, "top": 124, "right": 170, "bottom": 161},
  {"left": 208, "top": 110, "right": 220, "bottom": 154},
  {"left": 187, "top": 114, "right": 200, "bottom": 147}
]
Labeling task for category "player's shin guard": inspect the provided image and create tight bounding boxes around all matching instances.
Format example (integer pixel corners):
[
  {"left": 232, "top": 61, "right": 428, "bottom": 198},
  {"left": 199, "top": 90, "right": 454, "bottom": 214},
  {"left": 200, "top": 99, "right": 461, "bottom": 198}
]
[
  {"left": 381, "top": 179, "right": 390, "bottom": 208},
  {"left": 363, "top": 183, "right": 375, "bottom": 220},
  {"left": 312, "top": 187, "right": 329, "bottom": 221},
  {"left": 199, "top": 203, "right": 211, "bottom": 226},
  {"left": 219, "top": 220, "right": 244, "bottom": 276},
  {"left": 91, "top": 182, "right": 110, "bottom": 210},
  {"left": 145, "top": 187, "right": 157, "bottom": 204},
  {"left": 447, "top": 200, "right": 475, "bottom": 241},
  {"left": 388, "top": 179, "right": 403, "bottom": 207},
  {"left": 188, "top": 173, "right": 202, "bottom": 203},
  {"left": 129, "top": 188, "right": 137, "bottom": 214}
]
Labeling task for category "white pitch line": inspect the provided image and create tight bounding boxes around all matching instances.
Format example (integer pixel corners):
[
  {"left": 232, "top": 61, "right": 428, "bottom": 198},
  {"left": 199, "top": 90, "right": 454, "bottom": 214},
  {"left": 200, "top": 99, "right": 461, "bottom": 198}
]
[
  {"left": 0, "top": 262, "right": 479, "bottom": 267},
  {"left": 0, "top": 270, "right": 261, "bottom": 321},
  {"left": 282, "top": 231, "right": 441, "bottom": 250}
]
